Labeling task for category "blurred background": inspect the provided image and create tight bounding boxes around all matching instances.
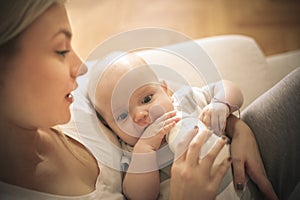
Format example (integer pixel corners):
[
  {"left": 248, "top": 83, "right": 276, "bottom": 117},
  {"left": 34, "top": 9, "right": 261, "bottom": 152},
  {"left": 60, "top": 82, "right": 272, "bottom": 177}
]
[{"left": 66, "top": 0, "right": 300, "bottom": 59}]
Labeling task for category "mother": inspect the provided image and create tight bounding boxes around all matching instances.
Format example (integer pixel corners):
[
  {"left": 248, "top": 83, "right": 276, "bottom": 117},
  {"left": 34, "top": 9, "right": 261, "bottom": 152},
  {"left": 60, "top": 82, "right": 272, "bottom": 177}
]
[{"left": 0, "top": 0, "right": 286, "bottom": 199}]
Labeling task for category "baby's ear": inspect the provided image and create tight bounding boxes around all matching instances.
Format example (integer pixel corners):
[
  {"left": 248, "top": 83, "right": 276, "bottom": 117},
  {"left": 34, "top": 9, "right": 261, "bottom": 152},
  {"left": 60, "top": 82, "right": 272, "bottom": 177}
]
[
  {"left": 160, "top": 80, "right": 168, "bottom": 91},
  {"left": 160, "top": 80, "right": 173, "bottom": 96}
]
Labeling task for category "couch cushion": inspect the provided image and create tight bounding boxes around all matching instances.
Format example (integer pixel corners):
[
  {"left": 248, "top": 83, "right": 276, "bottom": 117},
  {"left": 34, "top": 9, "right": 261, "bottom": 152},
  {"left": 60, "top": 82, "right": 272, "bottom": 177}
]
[
  {"left": 197, "top": 35, "right": 275, "bottom": 109},
  {"left": 138, "top": 35, "right": 276, "bottom": 109}
]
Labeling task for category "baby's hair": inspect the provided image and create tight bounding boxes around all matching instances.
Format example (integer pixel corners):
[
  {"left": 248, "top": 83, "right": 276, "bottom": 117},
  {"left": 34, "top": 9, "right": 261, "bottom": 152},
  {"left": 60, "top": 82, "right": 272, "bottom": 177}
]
[{"left": 95, "top": 110, "right": 112, "bottom": 130}]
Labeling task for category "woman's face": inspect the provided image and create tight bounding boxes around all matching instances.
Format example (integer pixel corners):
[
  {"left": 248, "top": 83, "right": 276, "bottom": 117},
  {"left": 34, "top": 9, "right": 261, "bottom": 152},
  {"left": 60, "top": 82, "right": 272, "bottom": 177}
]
[{"left": 0, "top": 3, "right": 87, "bottom": 129}]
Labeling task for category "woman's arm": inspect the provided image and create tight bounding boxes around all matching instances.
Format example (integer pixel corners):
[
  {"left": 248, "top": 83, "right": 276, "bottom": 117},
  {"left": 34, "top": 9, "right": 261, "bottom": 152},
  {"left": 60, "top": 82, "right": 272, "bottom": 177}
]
[{"left": 226, "top": 114, "right": 278, "bottom": 200}]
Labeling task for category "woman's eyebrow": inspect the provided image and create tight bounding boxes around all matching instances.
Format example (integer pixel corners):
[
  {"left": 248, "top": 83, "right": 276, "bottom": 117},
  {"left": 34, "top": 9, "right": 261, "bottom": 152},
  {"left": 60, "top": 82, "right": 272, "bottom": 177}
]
[{"left": 52, "top": 28, "right": 72, "bottom": 39}]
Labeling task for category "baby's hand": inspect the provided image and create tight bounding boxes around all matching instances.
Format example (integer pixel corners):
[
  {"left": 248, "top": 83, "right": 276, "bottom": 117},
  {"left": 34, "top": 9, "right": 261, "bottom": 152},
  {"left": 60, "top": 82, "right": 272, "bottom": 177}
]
[
  {"left": 134, "top": 110, "right": 180, "bottom": 153},
  {"left": 199, "top": 102, "right": 230, "bottom": 136}
]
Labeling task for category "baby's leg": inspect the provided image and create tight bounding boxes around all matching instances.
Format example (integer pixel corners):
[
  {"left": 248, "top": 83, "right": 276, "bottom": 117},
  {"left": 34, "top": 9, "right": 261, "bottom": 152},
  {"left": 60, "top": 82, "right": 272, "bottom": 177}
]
[{"left": 242, "top": 67, "right": 300, "bottom": 200}]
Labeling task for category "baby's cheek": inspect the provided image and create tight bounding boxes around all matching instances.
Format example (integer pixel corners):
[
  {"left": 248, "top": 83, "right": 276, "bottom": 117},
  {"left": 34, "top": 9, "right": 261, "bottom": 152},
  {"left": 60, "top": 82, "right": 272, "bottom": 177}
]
[{"left": 149, "top": 104, "right": 167, "bottom": 121}]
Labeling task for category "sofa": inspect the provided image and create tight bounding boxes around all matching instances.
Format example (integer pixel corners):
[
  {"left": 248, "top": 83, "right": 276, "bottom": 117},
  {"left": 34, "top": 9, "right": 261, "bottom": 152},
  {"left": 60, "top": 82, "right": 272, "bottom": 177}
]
[
  {"left": 61, "top": 34, "right": 300, "bottom": 199},
  {"left": 137, "top": 34, "right": 300, "bottom": 110}
]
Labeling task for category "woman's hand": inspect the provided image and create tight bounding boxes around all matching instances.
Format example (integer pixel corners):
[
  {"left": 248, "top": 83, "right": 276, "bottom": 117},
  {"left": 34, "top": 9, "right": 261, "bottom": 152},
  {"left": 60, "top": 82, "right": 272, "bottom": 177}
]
[
  {"left": 226, "top": 115, "right": 278, "bottom": 200},
  {"left": 169, "top": 126, "right": 232, "bottom": 200}
]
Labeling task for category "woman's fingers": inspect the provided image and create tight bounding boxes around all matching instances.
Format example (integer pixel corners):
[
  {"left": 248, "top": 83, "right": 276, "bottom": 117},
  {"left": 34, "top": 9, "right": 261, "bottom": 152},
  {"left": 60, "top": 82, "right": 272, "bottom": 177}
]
[
  {"left": 231, "top": 156, "right": 246, "bottom": 191},
  {"left": 201, "top": 136, "right": 228, "bottom": 170},
  {"left": 174, "top": 126, "right": 199, "bottom": 161},
  {"left": 211, "top": 157, "right": 232, "bottom": 188},
  {"left": 185, "top": 128, "right": 211, "bottom": 166},
  {"left": 171, "top": 126, "right": 233, "bottom": 200}
]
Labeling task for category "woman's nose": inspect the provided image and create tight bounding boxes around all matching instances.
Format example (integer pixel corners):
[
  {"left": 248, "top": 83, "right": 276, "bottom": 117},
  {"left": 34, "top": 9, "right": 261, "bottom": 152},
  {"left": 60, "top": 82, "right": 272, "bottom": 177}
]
[
  {"left": 70, "top": 49, "right": 88, "bottom": 77},
  {"left": 77, "top": 62, "right": 88, "bottom": 76}
]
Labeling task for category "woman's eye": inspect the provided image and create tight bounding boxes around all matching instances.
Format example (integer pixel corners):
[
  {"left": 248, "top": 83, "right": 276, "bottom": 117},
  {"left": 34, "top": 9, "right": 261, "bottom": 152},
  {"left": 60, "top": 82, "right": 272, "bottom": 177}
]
[
  {"left": 55, "top": 50, "right": 70, "bottom": 57},
  {"left": 142, "top": 95, "right": 152, "bottom": 104},
  {"left": 117, "top": 112, "right": 128, "bottom": 121}
]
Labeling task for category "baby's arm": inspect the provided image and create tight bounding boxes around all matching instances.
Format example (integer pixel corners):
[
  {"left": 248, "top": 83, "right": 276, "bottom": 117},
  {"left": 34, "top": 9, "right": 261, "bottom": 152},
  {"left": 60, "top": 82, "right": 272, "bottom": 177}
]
[
  {"left": 122, "top": 152, "right": 160, "bottom": 200},
  {"left": 199, "top": 80, "right": 243, "bottom": 135},
  {"left": 122, "top": 111, "right": 180, "bottom": 200}
]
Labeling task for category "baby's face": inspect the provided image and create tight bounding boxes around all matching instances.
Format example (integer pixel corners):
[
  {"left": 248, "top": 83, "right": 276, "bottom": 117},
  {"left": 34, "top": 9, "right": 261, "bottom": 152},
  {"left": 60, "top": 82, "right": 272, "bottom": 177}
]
[
  {"left": 95, "top": 54, "right": 174, "bottom": 145},
  {"left": 113, "top": 82, "right": 174, "bottom": 145}
]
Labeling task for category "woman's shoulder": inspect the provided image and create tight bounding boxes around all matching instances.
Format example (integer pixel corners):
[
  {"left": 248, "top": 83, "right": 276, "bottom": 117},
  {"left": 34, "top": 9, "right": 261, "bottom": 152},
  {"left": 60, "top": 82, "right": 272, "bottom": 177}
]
[
  {"left": 0, "top": 127, "right": 124, "bottom": 199},
  {"left": 51, "top": 127, "right": 124, "bottom": 198}
]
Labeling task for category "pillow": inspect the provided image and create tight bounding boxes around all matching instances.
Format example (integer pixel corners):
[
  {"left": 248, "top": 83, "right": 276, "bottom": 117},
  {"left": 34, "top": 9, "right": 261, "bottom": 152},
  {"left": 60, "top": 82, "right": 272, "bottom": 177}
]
[
  {"left": 59, "top": 58, "right": 124, "bottom": 171},
  {"left": 196, "top": 35, "right": 279, "bottom": 110}
]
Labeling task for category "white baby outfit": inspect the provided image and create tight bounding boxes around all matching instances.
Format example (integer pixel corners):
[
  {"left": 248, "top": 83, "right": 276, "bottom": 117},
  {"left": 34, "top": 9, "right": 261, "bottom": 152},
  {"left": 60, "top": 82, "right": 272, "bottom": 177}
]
[{"left": 120, "top": 85, "right": 253, "bottom": 200}]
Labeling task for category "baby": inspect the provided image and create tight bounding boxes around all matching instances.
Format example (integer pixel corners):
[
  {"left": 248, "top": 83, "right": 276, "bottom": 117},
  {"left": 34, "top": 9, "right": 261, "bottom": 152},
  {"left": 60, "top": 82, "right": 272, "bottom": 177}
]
[{"left": 90, "top": 52, "right": 252, "bottom": 200}]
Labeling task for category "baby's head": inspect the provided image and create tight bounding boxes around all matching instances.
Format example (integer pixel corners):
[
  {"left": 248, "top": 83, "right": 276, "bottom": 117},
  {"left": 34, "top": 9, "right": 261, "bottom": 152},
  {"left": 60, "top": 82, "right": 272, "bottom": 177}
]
[{"left": 94, "top": 53, "right": 174, "bottom": 145}]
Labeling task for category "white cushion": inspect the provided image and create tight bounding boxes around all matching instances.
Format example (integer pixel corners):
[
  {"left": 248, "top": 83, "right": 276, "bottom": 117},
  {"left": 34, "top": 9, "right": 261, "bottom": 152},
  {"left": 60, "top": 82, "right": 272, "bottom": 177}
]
[{"left": 197, "top": 35, "right": 300, "bottom": 109}]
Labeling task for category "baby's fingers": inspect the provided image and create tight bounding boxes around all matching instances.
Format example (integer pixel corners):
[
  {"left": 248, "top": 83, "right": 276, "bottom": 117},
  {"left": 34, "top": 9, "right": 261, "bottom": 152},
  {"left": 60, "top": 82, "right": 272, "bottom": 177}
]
[
  {"left": 163, "top": 115, "right": 181, "bottom": 126},
  {"left": 200, "top": 110, "right": 211, "bottom": 128},
  {"left": 161, "top": 120, "right": 177, "bottom": 133},
  {"left": 156, "top": 110, "right": 177, "bottom": 122}
]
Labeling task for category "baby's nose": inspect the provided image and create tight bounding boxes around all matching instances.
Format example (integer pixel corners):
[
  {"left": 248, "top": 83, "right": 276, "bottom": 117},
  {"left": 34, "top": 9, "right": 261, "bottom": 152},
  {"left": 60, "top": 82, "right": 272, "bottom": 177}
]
[{"left": 133, "top": 109, "right": 150, "bottom": 126}]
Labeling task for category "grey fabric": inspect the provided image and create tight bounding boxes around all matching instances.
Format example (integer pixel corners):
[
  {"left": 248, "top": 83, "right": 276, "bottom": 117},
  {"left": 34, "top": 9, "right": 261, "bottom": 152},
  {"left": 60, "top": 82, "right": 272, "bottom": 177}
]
[
  {"left": 287, "top": 182, "right": 300, "bottom": 200},
  {"left": 241, "top": 67, "right": 300, "bottom": 200}
]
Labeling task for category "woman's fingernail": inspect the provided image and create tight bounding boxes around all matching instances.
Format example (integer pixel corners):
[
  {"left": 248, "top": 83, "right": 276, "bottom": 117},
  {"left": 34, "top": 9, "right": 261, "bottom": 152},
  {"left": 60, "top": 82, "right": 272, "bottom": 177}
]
[
  {"left": 227, "top": 137, "right": 232, "bottom": 144},
  {"left": 227, "top": 157, "right": 232, "bottom": 162},
  {"left": 236, "top": 183, "right": 244, "bottom": 190},
  {"left": 221, "top": 136, "right": 231, "bottom": 144},
  {"left": 194, "top": 125, "right": 199, "bottom": 131}
]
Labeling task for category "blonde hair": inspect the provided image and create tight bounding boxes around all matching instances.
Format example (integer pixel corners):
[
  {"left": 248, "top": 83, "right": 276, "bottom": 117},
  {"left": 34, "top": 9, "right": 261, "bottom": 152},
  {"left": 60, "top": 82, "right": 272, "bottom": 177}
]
[{"left": 0, "top": 0, "right": 65, "bottom": 46}]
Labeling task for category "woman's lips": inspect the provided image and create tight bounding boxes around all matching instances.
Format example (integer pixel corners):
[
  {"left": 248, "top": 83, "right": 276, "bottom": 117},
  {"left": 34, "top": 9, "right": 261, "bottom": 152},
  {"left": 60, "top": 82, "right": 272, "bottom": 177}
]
[
  {"left": 65, "top": 93, "right": 73, "bottom": 103},
  {"left": 65, "top": 82, "right": 77, "bottom": 103}
]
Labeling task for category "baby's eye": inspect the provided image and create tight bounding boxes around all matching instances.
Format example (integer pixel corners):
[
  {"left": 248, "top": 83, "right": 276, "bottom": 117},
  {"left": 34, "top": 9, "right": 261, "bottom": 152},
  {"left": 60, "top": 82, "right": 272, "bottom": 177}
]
[
  {"left": 141, "top": 95, "right": 153, "bottom": 104},
  {"left": 117, "top": 112, "right": 128, "bottom": 121}
]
